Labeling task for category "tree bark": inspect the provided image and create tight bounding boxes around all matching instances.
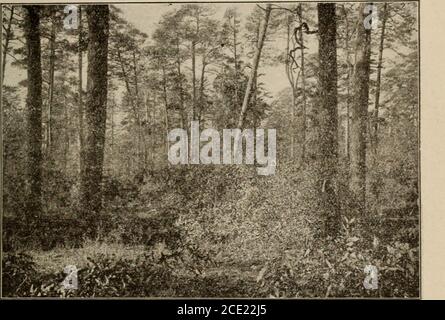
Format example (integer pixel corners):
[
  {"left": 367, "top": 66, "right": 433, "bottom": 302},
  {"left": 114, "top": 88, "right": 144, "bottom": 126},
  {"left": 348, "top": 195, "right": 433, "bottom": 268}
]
[
  {"left": 344, "top": 5, "right": 352, "bottom": 161},
  {"left": 299, "top": 4, "right": 308, "bottom": 163},
  {"left": 78, "top": 6, "right": 85, "bottom": 174},
  {"left": 198, "top": 56, "right": 207, "bottom": 125},
  {"left": 80, "top": 5, "right": 109, "bottom": 219},
  {"left": 349, "top": 3, "right": 371, "bottom": 214},
  {"left": 132, "top": 51, "right": 148, "bottom": 169},
  {"left": 47, "top": 14, "right": 56, "bottom": 156},
  {"left": 162, "top": 66, "right": 170, "bottom": 160},
  {"left": 176, "top": 39, "right": 186, "bottom": 129},
  {"left": 232, "top": 13, "right": 239, "bottom": 109},
  {"left": 237, "top": 4, "right": 272, "bottom": 128},
  {"left": 285, "top": 17, "right": 296, "bottom": 158},
  {"left": 373, "top": 3, "right": 388, "bottom": 152},
  {"left": 24, "top": 5, "right": 43, "bottom": 220},
  {"left": 192, "top": 40, "right": 197, "bottom": 121},
  {"left": 317, "top": 3, "right": 340, "bottom": 236}
]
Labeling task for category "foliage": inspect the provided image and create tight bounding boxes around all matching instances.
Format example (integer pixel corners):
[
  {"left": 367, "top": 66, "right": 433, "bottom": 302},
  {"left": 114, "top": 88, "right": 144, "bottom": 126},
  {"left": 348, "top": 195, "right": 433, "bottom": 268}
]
[{"left": 256, "top": 216, "right": 418, "bottom": 298}]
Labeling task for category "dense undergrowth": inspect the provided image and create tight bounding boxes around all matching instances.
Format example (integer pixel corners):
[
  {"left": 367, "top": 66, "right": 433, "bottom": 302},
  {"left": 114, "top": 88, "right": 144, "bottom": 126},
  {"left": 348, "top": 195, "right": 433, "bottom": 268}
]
[{"left": 3, "top": 163, "right": 419, "bottom": 298}]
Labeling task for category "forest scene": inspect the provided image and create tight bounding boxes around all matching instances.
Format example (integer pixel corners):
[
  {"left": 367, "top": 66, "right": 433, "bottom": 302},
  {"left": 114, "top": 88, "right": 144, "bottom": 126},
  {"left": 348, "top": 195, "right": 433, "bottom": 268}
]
[{"left": 2, "top": 2, "right": 419, "bottom": 298}]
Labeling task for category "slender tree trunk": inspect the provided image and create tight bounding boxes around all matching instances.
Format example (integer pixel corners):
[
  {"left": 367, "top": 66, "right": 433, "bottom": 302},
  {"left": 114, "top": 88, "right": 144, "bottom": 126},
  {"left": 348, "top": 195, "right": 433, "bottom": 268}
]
[
  {"left": 192, "top": 41, "right": 197, "bottom": 121},
  {"left": 132, "top": 51, "right": 148, "bottom": 169},
  {"left": 63, "top": 93, "right": 70, "bottom": 171},
  {"left": 237, "top": 4, "right": 272, "bottom": 128},
  {"left": 344, "top": 6, "right": 352, "bottom": 161},
  {"left": 373, "top": 3, "right": 388, "bottom": 152},
  {"left": 176, "top": 40, "right": 186, "bottom": 129},
  {"left": 162, "top": 66, "right": 170, "bottom": 160},
  {"left": 285, "top": 19, "right": 294, "bottom": 158},
  {"left": 299, "top": 4, "right": 308, "bottom": 163},
  {"left": 24, "top": 5, "right": 43, "bottom": 220},
  {"left": 350, "top": 3, "right": 371, "bottom": 214},
  {"left": 233, "top": 14, "right": 239, "bottom": 108},
  {"left": 80, "top": 5, "right": 109, "bottom": 219},
  {"left": 2, "top": 6, "right": 14, "bottom": 85},
  {"left": 47, "top": 15, "right": 56, "bottom": 156},
  {"left": 198, "top": 56, "right": 207, "bottom": 125},
  {"left": 371, "top": 3, "right": 388, "bottom": 213},
  {"left": 78, "top": 6, "right": 84, "bottom": 173},
  {"left": 144, "top": 91, "right": 151, "bottom": 168},
  {"left": 317, "top": 3, "right": 340, "bottom": 236},
  {"left": 285, "top": 15, "right": 298, "bottom": 160},
  {"left": 150, "top": 94, "right": 156, "bottom": 167}
]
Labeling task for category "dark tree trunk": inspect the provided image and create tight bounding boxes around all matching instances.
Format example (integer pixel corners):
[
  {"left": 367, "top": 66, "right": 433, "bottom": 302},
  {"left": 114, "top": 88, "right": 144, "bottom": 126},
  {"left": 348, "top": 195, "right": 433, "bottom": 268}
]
[
  {"left": 349, "top": 3, "right": 371, "bottom": 214},
  {"left": 78, "top": 6, "right": 85, "bottom": 174},
  {"left": 373, "top": 3, "right": 388, "bottom": 152},
  {"left": 47, "top": 14, "right": 56, "bottom": 156},
  {"left": 162, "top": 66, "right": 170, "bottom": 159},
  {"left": 80, "top": 5, "right": 109, "bottom": 219},
  {"left": 24, "top": 5, "right": 43, "bottom": 220},
  {"left": 317, "top": 3, "right": 340, "bottom": 236},
  {"left": 299, "top": 4, "right": 307, "bottom": 163},
  {"left": 343, "top": 5, "right": 352, "bottom": 161}
]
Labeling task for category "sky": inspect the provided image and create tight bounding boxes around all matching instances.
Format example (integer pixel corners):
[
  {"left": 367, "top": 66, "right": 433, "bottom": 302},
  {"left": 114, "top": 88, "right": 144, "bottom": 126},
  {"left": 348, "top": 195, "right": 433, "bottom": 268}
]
[
  {"left": 117, "top": 3, "right": 290, "bottom": 97},
  {"left": 3, "top": 3, "right": 291, "bottom": 99}
]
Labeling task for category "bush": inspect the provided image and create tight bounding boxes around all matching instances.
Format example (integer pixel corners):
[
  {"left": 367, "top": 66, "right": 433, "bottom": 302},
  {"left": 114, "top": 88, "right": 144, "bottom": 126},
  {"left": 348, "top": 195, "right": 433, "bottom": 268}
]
[
  {"left": 2, "top": 252, "right": 174, "bottom": 297},
  {"left": 256, "top": 216, "right": 419, "bottom": 298}
]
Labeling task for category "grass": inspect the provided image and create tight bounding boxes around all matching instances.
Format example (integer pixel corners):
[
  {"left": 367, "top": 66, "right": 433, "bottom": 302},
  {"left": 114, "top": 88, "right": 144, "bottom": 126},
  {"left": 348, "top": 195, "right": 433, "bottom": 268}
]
[{"left": 28, "top": 240, "right": 148, "bottom": 274}]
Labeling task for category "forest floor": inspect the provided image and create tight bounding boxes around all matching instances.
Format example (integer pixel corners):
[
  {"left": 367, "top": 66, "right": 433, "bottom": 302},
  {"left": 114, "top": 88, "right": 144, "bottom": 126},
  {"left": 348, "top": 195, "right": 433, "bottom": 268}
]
[{"left": 3, "top": 166, "right": 420, "bottom": 297}]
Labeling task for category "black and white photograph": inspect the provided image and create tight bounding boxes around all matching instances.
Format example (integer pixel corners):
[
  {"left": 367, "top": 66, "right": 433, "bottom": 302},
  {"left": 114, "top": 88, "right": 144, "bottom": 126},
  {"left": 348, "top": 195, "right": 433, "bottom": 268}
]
[{"left": 1, "top": 1, "right": 419, "bottom": 299}]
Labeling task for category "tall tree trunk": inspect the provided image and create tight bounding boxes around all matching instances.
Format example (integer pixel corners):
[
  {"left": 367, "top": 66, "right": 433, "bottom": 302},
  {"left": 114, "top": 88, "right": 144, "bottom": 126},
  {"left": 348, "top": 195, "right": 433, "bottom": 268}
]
[
  {"left": 80, "top": 5, "right": 109, "bottom": 219},
  {"left": 192, "top": 40, "right": 197, "bottom": 121},
  {"left": 143, "top": 91, "right": 152, "bottom": 168},
  {"left": 24, "top": 5, "right": 43, "bottom": 220},
  {"left": 371, "top": 3, "right": 388, "bottom": 213},
  {"left": 132, "top": 51, "right": 148, "bottom": 169},
  {"left": 350, "top": 3, "right": 371, "bottom": 214},
  {"left": 192, "top": 13, "right": 200, "bottom": 121},
  {"left": 176, "top": 40, "right": 186, "bottom": 129},
  {"left": 63, "top": 93, "right": 70, "bottom": 171},
  {"left": 150, "top": 93, "right": 156, "bottom": 167},
  {"left": 344, "top": 5, "right": 352, "bottom": 161},
  {"left": 233, "top": 14, "right": 239, "bottom": 108},
  {"left": 317, "top": 3, "right": 340, "bottom": 236},
  {"left": 198, "top": 56, "right": 207, "bottom": 126},
  {"left": 373, "top": 3, "right": 388, "bottom": 152},
  {"left": 285, "top": 15, "right": 298, "bottom": 160},
  {"left": 47, "top": 15, "right": 56, "bottom": 157},
  {"left": 237, "top": 4, "right": 272, "bottom": 128},
  {"left": 2, "top": 6, "right": 14, "bottom": 85},
  {"left": 78, "top": 6, "right": 84, "bottom": 174},
  {"left": 299, "top": 4, "right": 308, "bottom": 163},
  {"left": 110, "top": 96, "right": 114, "bottom": 163},
  {"left": 162, "top": 66, "right": 170, "bottom": 160}
]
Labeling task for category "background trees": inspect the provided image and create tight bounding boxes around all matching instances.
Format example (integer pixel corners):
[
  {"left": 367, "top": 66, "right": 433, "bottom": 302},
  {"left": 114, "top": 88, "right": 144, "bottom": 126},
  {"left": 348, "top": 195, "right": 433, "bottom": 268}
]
[{"left": 3, "top": 3, "right": 419, "bottom": 298}]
